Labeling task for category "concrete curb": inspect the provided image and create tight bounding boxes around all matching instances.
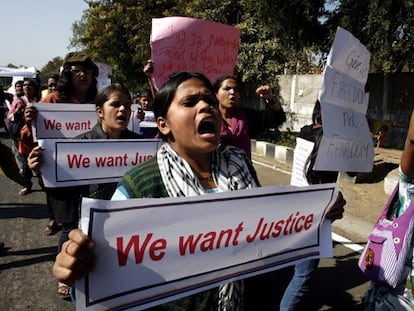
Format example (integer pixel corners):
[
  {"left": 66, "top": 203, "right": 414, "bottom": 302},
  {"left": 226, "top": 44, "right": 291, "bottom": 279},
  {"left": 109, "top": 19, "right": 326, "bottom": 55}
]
[
  {"left": 251, "top": 139, "right": 294, "bottom": 165},
  {"left": 251, "top": 139, "right": 400, "bottom": 195},
  {"left": 251, "top": 139, "right": 397, "bottom": 243}
]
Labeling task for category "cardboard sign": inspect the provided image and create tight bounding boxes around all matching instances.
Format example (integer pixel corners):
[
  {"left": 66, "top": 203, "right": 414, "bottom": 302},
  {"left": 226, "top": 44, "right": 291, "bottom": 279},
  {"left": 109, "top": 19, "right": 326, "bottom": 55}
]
[
  {"left": 75, "top": 183, "right": 338, "bottom": 310},
  {"left": 38, "top": 139, "right": 160, "bottom": 187},
  {"left": 151, "top": 16, "right": 240, "bottom": 88},
  {"left": 316, "top": 27, "right": 374, "bottom": 172},
  {"left": 32, "top": 103, "right": 145, "bottom": 139}
]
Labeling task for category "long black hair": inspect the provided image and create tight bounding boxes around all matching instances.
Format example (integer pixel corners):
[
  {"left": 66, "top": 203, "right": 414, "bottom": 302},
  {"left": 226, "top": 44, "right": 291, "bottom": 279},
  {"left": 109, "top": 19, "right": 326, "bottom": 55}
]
[
  {"left": 153, "top": 71, "right": 218, "bottom": 140},
  {"left": 212, "top": 75, "right": 237, "bottom": 93},
  {"left": 154, "top": 71, "right": 216, "bottom": 119},
  {"left": 56, "top": 69, "right": 97, "bottom": 103},
  {"left": 94, "top": 83, "right": 131, "bottom": 109},
  {"left": 303, "top": 100, "right": 338, "bottom": 184}
]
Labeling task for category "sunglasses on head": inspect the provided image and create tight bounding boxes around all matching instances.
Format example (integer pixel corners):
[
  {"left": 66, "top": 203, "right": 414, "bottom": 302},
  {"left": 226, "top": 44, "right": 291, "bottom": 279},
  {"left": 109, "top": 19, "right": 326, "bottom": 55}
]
[{"left": 70, "top": 65, "right": 94, "bottom": 75}]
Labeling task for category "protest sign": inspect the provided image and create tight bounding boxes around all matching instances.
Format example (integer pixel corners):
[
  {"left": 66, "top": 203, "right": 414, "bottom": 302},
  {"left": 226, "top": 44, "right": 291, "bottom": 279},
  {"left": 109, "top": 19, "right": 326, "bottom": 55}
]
[
  {"left": 290, "top": 137, "right": 315, "bottom": 186},
  {"left": 315, "top": 27, "right": 374, "bottom": 172},
  {"left": 32, "top": 103, "right": 97, "bottom": 140},
  {"left": 32, "top": 103, "right": 144, "bottom": 139},
  {"left": 38, "top": 139, "right": 160, "bottom": 187},
  {"left": 95, "top": 63, "right": 112, "bottom": 90},
  {"left": 76, "top": 183, "right": 337, "bottom": 310},
  {"left": 151, "top": 16, "right": 240, "bottom": 88}
]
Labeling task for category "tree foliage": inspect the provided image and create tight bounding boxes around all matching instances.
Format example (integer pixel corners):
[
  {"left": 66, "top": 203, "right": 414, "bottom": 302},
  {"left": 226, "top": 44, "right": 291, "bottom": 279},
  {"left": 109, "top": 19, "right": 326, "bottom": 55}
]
[
  {"left": 64, "top": 0, "right": 414, "bottom": 91},
  {"left": 327, "top": 0, "right": 414, "bottom": 72},
  {"left": 69, "top": 0, "right": 327, "bottom": 90},
  {"left": 39, "top": 57, "right": 63, "bottom": 84}
]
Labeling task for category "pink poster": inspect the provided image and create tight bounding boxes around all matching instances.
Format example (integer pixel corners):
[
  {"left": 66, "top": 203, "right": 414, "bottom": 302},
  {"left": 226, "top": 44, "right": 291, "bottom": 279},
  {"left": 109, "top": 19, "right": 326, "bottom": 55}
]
[{"left": 151, "top": 17, "right": 240, "bottom": 89}]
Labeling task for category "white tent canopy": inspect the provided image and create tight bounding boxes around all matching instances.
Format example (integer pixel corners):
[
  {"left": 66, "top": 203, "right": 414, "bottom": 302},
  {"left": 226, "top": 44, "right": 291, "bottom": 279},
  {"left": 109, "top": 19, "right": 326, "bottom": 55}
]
[
  {"left": 0, "top": 66, "right": 37, "bottom": 78},
  {"left": 0, "top": 66, "right": 37, "bottom": 94}
]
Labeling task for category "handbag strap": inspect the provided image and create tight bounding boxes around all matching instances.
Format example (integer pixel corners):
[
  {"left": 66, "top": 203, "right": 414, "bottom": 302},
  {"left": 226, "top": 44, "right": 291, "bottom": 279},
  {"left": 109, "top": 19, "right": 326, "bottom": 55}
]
[
  {"left": 376, "top": 183, "right": 414, "bottom": 232},
  {"left": 377, "top": 184, "right": 400, "bottom": 219}
]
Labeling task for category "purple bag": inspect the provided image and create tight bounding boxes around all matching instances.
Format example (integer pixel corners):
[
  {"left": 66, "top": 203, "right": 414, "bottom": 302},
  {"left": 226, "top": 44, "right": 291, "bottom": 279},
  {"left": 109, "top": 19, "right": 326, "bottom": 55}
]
[{"left": 358, "top": 184, "right": 414, "bottom": 288}]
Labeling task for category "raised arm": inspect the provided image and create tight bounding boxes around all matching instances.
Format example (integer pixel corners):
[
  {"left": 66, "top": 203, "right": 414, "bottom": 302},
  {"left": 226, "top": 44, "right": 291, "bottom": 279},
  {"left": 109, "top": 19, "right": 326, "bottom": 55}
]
[
  {"left": 143, "top": 59, "right": 157, "bottom": 98},
  {"left": 255, "top": 85, "right": 283, "bottom": 112}
]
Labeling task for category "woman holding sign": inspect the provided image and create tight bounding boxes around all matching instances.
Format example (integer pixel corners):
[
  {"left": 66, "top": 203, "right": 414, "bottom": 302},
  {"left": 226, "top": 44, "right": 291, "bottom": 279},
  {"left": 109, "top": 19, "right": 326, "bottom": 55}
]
[
  {"left": 280, "top": 100, "right": 341, "bottom": 310},
  {"left": 28, "top": 82, "right": 141, "bottom": 297},
  {"left": 52, "top": 71, "right": 345, "bottom": 309},
  {"left": 29, "top": 52, "right": 100, "bottom": 240}
]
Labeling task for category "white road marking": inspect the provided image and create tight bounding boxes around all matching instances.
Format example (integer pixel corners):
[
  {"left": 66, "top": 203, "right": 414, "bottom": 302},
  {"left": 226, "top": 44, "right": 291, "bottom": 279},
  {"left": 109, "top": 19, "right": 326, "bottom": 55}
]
[{"left": 253, "top": 158, "right": 366, "bottom": 254}]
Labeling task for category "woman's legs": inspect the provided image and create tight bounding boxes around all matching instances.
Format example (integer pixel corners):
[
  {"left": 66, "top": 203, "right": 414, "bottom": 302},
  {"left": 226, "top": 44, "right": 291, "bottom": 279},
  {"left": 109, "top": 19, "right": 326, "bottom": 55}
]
[{"left": 280, "top": 258, "right": 320, "bottom": 310}]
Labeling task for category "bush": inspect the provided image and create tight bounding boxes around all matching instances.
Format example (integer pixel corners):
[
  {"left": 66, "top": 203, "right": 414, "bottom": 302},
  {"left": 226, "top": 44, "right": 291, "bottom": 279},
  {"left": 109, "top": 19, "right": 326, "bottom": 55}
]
[{"left": 254, "top": 129, "right": 298, "bottom": 149}]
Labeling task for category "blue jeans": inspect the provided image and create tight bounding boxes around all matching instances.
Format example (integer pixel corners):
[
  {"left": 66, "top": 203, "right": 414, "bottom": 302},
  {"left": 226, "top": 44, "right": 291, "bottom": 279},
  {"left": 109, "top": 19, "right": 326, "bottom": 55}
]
[
  {"left": 57, "top": 222, "right": 77, "bottom": 254},
  {"left": 279, "top": 259, "right": 320, "bottom": 310}
]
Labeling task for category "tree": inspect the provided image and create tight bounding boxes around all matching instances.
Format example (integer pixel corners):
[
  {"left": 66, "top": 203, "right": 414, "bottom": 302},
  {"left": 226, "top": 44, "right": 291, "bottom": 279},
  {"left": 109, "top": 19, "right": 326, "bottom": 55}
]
[
  {"left": 70, "top": 0, "right": 328, "bottom": 90},
  {"left": 39, "top": 57, "right": 63, "bottom": 85},
  {"left": 327, "top": 0, "right": 414, "bottom": 73},
  {"left": 71, "top": 0, "right": 178, "bottom": 92},
  {"left": 164, "top": 0, "right": 327, "bottom": 82}
]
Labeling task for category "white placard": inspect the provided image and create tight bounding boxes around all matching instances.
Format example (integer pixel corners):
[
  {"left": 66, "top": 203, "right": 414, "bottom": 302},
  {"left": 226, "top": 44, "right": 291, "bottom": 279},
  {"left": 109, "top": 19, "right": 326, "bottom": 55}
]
[
  {"left": 32, "top": 103, "right": 146, "bottom": 139},
  {"left": 75, "top": 183, "right": 338, "bottom": 310},
  {"left": 316, "top": 27, "right": 374, "bottom": 172},
  {"left": 290, "top": 137, "right": 315, "bottom": 186},
  {"left": 38, "top": 139, "right": 160, "bottom": 187}
]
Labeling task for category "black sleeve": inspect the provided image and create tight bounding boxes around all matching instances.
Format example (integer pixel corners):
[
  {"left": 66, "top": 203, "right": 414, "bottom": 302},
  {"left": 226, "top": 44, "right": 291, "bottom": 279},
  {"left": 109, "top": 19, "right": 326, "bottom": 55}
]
[{"left": 246, "top": 107, "right": 286, "bottom": 138}]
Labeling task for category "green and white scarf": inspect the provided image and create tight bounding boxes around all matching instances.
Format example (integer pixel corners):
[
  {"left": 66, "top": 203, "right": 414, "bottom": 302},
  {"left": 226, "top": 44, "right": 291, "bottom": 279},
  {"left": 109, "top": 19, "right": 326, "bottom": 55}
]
[{"left": 157, "top": 142, "right": 259, "bottom": 197}]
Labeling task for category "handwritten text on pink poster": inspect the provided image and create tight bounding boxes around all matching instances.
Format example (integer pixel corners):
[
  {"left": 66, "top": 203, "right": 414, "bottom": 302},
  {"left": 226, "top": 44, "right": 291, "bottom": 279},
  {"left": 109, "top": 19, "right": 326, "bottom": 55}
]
[{"left": 151, "top": 17, "right": 240, "bottom": 88}]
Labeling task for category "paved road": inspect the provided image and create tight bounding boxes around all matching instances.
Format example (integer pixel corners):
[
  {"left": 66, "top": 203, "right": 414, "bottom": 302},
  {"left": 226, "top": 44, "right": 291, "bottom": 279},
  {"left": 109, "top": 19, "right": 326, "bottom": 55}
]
[
  {"left": 253, "top": 159, "right": 371, "bottom": 310},
  {"left": 0, "top": 136, "right": 74, "bottom": 310},
  {"left": 0, "top": 131, "right": 380, "bottom": 310}
]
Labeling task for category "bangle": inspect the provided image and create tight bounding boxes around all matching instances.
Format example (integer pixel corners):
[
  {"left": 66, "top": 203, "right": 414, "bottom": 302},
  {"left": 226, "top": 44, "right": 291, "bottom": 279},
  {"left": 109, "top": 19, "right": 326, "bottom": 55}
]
[{"left": 265, "top": 97, "right": 276, "bottom": 105}]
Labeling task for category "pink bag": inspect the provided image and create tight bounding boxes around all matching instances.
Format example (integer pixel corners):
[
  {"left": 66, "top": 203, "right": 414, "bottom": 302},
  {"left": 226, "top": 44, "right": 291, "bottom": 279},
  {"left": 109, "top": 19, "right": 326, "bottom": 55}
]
[{"left": 358, "top": 184, "right": 414, "bottom": 288}]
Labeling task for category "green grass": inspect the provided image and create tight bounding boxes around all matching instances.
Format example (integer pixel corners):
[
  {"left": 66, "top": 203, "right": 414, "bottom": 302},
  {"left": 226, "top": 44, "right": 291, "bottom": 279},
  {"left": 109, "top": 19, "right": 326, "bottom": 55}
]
[{"left": 254, "top": 129, "right": 298, "bottom": 149}]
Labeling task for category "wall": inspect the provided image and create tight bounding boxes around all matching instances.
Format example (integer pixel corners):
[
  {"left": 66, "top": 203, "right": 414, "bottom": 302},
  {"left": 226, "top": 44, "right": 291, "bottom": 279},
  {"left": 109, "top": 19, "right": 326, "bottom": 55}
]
[{"left": 272, "top": 73, "right": 414, "bottom": 149}]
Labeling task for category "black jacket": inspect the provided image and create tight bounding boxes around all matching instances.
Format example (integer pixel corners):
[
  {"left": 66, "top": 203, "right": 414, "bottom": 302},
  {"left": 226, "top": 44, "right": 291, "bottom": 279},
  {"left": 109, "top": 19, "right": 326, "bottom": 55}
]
[
  {"left": 299, "top": 124, "right": 338, "bottom": 184},
  {"left": 46, "top": 123, "right": 142, "bottom": 223}
]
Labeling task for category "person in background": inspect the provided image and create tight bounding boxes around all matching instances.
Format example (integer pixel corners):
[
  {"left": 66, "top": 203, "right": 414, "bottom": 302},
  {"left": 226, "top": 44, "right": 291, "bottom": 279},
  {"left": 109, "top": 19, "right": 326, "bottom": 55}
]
[
  {"left": 22, "top": 79, "right": 40, "bottom": 103},
  {"left": 16, "top": 102, "right": 36, "bottom": 195},
  {"left": 280, "top": 100, "right": 341, "bottom": 310},
  {"left": 41, "top": 52, "right": 98, "bottom": 104},
  {"left": 0, "top": 87, "right": 13, "bottom": 134},
  {"left": 41, "top": 73, "right": 59, "bottom": 100},
  {"left": 28, "top": 82, "right": 142, "bottom": 297},
  {"left": 135, "top": 88, "right": 153, "bottom": 110},
  {"left": 362, "top": 108, "right": 414, "bottom": 310},
  {"left": 14, "top": 80, "right": 24, "bottom": 99},
  {"left": 213, "top": 75, "right": 286, "bottom": 159},
  {"left": 6, "top": 97, "right": 28, "bottom": 186},
  {"left": 2, "top": 81, "right": 24, "bottom": 133},
  {"left": 7, "top": 79, "right": 40, "bottom": 180},
  {"left": 75, "top": 83, "right": 143, "bottom": 199},
  {"left": 134, "top": 88, "right": 157, "bottom": 138},
  {"left": 51, "top": 71, "right": 346, "bottom": 310},
  {"left": 27, "top": 51, "right": 99, "bottom": 296}
]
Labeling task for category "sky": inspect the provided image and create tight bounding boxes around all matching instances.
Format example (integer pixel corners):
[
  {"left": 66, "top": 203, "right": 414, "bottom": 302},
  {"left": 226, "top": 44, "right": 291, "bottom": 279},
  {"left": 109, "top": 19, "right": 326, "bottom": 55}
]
[{"left": 0, "top": 0, "right": 89, "bottom": 70}]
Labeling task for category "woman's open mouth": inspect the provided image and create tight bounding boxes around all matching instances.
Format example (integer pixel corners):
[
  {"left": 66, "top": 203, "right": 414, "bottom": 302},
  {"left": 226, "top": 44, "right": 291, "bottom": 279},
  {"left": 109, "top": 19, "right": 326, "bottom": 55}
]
[
  {"left": 117, "top": 115, "right": 128, "bottom": 122},
  {"left": 198, "top": 118, "right": 217, "bottom": 136}
]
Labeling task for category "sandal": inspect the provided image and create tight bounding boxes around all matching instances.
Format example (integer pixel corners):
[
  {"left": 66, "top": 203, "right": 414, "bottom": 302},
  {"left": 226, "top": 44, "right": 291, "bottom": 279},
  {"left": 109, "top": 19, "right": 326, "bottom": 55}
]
[
  {"left": 44, "top": 221, "right": 59, "bottom": 236},
  {"left": 19, "top": 187, "right": 31, "bottom": 196},
  {"left": 58, "top": 282, "right": 71, "bottom": 297}
]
